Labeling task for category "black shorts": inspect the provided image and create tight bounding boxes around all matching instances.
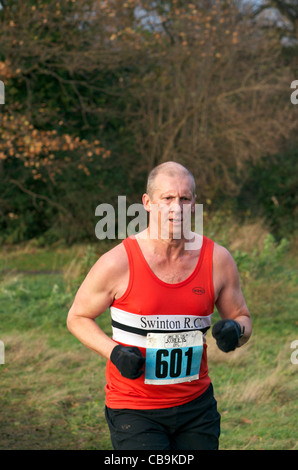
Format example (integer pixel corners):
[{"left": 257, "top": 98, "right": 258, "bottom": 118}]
[{"left": 105, "top": 383, "right": 221, "bottom": 450}]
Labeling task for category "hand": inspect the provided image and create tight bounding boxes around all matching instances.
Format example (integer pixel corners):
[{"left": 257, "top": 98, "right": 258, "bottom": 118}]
[
  {"left": 212, "top": 319, "right": 242, "bottom": 352},
  {"left": 110, "top": 345, "right": 145, "bottom": 379}
]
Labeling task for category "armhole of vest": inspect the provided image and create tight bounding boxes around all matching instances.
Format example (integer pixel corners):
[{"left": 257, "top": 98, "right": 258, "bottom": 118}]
[
  {"left": 209, "top": 239, "right": 215, "bottom": 307},
  {"left": 113, "top": 238, "right": 134, "bottom": 304}
]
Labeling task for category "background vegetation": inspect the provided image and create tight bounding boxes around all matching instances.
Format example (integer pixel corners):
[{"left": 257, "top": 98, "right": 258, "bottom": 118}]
[
  {"left": 0, "top": 0, "right": 297, "bottom": 243},
  {"left": 0, "top": 0, "right": 297, "bottom": 450}
]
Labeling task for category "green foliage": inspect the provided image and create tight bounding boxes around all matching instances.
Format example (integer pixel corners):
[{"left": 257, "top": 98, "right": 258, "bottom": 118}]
[
  {"left": 233, "top": 234, "right": 290, "bottom": 279},
  {"left": 237, "top": 148, "right": 298, "bottom": 238}
]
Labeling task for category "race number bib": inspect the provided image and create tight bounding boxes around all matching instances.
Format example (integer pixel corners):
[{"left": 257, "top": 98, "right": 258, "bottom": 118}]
[{"left": 145, "top": 331, "right": 203, "bottom": 385}]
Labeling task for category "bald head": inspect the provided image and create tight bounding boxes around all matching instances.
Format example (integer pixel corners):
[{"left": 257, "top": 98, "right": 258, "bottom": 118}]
[{"left": 146, "top": 161, "right": 196, "bottom": 199}]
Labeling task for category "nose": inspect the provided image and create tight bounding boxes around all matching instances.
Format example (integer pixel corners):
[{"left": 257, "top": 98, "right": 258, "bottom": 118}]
[{"left": 169, "top": 200, "right": 182, "bottom": 217}]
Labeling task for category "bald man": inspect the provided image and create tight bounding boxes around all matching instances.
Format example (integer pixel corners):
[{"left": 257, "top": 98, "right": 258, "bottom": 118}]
[{"left": 67, "top": 162, "right": 252, "bottom": 450}]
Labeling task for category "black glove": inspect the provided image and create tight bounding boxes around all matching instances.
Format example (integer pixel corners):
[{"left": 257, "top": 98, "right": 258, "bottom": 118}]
[
  {"left": 212, "top": 319, "right": 242, "bottom": 352},
  {"left": 110, "top": 345, "right": 145, "bottom": 379}
]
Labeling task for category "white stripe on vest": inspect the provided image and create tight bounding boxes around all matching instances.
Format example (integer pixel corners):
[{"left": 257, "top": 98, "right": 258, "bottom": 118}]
[{"left": 110, "top": 306, "right": 212, "bottom": 348}]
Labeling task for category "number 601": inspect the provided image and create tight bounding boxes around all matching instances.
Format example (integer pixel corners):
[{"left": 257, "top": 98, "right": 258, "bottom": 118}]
[{"left": 155, "top": 347, "right": 193, "bottom": 378}]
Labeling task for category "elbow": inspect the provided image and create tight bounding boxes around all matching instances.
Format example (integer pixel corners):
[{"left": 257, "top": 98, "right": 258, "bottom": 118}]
[
  {"left": 66, "top": 315, "right": 71, "bottom": 332},
  {"left": 66, "top": 306, "right": 76, "bottom": 333},
  {"left": 66, "top": 305, "right": 86, "bottom": 334}
]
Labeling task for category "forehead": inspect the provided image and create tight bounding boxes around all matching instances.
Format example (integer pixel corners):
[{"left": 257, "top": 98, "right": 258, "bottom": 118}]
[{"left": 153, "top": 172, "right": 194, "bottom": 195}]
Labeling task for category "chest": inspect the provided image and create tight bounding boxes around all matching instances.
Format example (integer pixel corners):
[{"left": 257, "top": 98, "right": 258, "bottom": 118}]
[{"left": 145, "top": 252, "right": 199, "bottom": 284}]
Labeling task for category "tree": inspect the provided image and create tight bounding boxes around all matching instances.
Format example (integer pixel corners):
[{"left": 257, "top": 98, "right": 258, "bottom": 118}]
[
  {"left": 126, "top": 1, "right": 298, "bottom": 200},
  {"left": 0, "top": 0, "right": 135, "bottom": 242},
  {"left": 252, "top": 0, "right": 298, "bottom": 45},
  {"left": 0, "top": 0, "right": 297, "bottom": 242}
]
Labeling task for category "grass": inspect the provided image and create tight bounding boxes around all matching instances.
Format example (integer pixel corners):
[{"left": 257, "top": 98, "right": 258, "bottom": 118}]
[{"left": 0, "top": 217, "right": 297, "bottom": 450}]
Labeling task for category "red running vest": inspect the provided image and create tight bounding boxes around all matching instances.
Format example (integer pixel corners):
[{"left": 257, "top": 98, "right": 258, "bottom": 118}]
[{"left": 105, "top": 235, "right": 215, "bottom": 409}]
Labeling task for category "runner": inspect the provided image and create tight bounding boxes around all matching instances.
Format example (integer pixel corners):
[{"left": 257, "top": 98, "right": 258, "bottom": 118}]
[{"left": 67, "top": 161, "right": 252, "bottom": 450}]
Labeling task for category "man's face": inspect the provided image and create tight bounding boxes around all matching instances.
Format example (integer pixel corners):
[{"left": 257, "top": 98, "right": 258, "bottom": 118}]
[{"left": 143, "top": 173, "right": 196, "bottom": 240}]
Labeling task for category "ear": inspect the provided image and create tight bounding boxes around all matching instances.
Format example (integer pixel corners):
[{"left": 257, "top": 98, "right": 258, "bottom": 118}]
[
  {"left": 191, "top": 194, "right": 197, "bottom": 213},
  {"left": 142, "top": 193, "right": 151, "bottom": 212}
]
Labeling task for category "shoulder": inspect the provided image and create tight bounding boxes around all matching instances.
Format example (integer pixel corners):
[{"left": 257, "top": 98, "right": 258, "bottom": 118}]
[
  {"left": 212, "top": 242, "right": 240, "bottom": 295},
  {"left": 80, "top": 241, "right": 129, "bottom": 299},
  {"left": 213, "top": 242, "right": 236, "bottom": 266},
  {"left": 92, "top": 241, "right": 129, "bottom": 277}
]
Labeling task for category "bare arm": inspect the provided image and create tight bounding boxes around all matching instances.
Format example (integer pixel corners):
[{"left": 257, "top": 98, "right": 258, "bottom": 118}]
[
  {"left": 66, "top": 244, "right": 128, "bottom": 360},
  {"left": 213, "top": 244, "right": 252, "bottom": 347}
]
